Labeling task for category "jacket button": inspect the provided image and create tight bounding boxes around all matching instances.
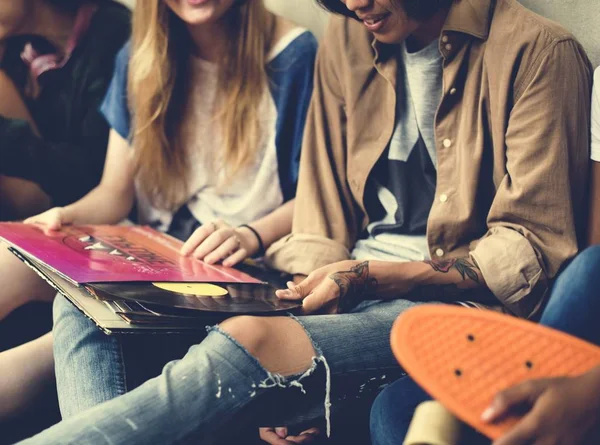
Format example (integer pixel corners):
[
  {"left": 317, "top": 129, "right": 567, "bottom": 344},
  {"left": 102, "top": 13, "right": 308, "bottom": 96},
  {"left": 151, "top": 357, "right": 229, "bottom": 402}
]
[
  {"left": 449, "top": 87, "right": 457, "bottom": 95},
  {"left": 435, "top": 248, "right": 445, "bottom": 257},
  {"left": 443, "top": 139, "right": 452, "bottom": 148},
  {"left": 439, "top": 194, "right": 448, "bottom": 203}
]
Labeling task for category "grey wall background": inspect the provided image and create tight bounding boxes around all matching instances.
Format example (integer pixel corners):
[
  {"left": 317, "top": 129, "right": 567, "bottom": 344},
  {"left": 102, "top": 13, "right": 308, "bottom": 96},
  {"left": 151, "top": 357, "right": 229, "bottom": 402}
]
[
  {"left": 520, "top": 0, "right": 600, "bottom": 67},
  {"left": 117, "top": 0, "right": 600, "bottom": 66}
]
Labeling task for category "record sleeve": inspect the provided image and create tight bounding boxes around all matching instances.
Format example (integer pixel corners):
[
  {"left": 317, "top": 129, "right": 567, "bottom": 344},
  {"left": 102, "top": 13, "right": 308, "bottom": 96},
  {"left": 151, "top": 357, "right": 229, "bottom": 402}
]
[
  {"left": 89, "top": 281, "right": 302, "bottom": 315},
  {"left": 0, "top": 223, "right": 261, "bottom": 285}
]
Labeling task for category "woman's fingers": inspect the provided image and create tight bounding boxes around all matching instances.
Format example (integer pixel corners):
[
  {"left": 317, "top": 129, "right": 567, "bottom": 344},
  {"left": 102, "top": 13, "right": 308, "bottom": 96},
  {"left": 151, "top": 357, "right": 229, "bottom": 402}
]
[
  {"left": 223, "top": 248, "right": 248, "bottom": 268},
  {"left": 203, "top": 235, "right": 242, "bottom": 265},
  {"left": 181, "top": 223, "right": 218, "bottom": 256},
  {"left": 182, "top": 220, "right": 257, "bottom": 267},
  {"left": 23, "top": 209, "right": 63, "bottom": 233},
  {"left": 191, "top": 228, "right": 232, "bottom": 260}
]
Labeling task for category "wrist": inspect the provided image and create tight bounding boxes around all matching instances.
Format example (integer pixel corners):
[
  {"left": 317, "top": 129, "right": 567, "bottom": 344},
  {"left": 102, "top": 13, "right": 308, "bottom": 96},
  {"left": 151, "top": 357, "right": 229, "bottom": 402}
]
[{"left": 237, "top": 225, "right": 263, "bottom": 257}]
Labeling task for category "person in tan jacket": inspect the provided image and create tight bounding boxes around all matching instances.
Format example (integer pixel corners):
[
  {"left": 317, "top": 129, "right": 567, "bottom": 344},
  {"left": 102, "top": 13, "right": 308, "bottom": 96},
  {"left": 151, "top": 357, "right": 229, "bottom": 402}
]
[
  {"left": 269, "top": 0, "right": 592, "bottom": 320},
  {"left": 12, "top": 1, "right": 594, "bottom": 444},
  {"left": 371, "top": 66, "right": 600, "bottom": 445}
]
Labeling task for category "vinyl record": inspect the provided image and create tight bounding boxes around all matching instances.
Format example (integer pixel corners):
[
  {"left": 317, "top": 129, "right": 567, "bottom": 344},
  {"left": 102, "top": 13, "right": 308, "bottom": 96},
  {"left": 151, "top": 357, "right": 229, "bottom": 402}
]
[{"left": 89, "top": 281, "right": 301, "bottom": 314}]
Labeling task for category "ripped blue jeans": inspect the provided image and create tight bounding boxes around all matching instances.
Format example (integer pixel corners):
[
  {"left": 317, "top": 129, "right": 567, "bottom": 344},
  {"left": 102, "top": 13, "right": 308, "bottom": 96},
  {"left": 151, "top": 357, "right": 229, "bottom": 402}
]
[{"left": 29, "top": 296, "right": 416, "bottom": 445}]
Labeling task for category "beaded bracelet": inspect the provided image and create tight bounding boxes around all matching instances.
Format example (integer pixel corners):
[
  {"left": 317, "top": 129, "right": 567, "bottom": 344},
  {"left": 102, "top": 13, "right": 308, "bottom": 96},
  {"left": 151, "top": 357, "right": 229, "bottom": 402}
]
[{"left": 239, "top": 224, "right": 265, "bottom": 256}]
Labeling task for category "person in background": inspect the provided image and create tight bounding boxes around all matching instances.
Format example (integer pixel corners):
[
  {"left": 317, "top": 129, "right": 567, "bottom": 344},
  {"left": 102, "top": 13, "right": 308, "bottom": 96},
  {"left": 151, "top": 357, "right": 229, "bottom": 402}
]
[
  {"left": 0, "top": 0, "right": 316, "bottom": 425},
  {"left": 0, "top": 0, "right": 130, "bottom": 220},
  {"left": 482, "top": 64, "right": 600, "bottom": 445},
  {"left": 10, "top": 0, "right": 593, "bottom": 443},
  {"left": 0, "top": 0, "right": 130, "bottom": 421},
  {"left": 370, "top": 66, "right": 600, "bottom": 445}
]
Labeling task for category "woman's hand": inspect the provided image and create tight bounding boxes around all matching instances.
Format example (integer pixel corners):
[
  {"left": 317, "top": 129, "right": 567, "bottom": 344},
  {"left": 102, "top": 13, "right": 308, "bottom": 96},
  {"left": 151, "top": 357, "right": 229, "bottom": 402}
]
[
  {"left": 276, "top": 260, "right": 379, "bottom": 314},
  {"left": 483, "top": 367, "right": 600, "bottom": 445},
  {"left": 259, "top": 427, "right": 320, "bottom": 444},
  {"left": 24, "top": 207, "right": 72, "bottom": 233},
  {"left": 180, "top": 220, "right": 259, "bottom": 267}
]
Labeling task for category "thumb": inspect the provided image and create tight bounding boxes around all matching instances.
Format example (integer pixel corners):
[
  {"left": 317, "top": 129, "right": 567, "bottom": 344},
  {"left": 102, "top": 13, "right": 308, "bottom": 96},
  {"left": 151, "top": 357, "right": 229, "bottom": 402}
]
[
  {"left": 43, "top": 215, "right": 63, "bottom": 234},
  {"left": 301, "top": 282, "right": 335, "bottom": 314},
  {"left": 48, "top": 217, "right": 62, "bottom": 231},
  {"left": 482, "top": 379, "right": 549, "bottom": 423},
  {"left": 276, "top": 274, "right": 320, "bottom": 301}
]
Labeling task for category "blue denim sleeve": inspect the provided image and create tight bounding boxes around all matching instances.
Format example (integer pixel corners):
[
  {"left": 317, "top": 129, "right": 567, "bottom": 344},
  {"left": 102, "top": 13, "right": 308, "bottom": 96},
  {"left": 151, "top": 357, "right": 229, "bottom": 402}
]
[
  {"left": 99, "top": 41, "right": 131, "bottom": 140},
  {"left": 268, "top": 32, "right": 318, "bottom": 202}
]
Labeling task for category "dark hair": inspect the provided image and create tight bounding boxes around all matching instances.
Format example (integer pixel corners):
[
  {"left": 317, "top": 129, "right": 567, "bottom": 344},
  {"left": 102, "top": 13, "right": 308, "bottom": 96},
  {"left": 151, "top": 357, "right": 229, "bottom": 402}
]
[{"left": 316, "top": 0, "right": 454, "bottom": 22}]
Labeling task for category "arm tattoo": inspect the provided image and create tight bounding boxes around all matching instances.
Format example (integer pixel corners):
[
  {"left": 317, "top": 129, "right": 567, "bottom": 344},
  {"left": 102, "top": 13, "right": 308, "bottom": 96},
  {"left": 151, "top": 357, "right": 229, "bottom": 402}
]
[
  {"left": 329, "top": 261, "right": 378, "bottom": 313},
  {"left": 425, "top": 257, "right": 480, "bottom": 284}
]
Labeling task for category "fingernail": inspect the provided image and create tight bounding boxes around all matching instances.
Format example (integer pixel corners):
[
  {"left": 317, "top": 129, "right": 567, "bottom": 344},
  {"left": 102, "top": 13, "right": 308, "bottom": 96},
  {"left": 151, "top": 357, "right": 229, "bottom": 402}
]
[
  {"left": 277, "top": 290, "right": 292, "bottom": 298},
  {"left": 481, "top": 406, "right": 495, "bottom": 422},
  {"left": 287, "top": 281, "right": 295, "bottom": 289}
]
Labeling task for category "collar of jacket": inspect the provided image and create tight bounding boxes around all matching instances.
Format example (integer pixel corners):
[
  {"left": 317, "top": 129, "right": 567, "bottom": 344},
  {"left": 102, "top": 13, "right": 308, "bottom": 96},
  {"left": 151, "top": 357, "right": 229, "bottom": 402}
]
[{"left": 371, "top": 0, "right": 495, "bottom": 64}]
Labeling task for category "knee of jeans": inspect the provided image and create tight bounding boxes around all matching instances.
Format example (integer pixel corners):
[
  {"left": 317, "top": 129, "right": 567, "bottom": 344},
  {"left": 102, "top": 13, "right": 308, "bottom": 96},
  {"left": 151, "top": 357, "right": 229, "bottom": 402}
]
[
  {"left": 370, "top": 378, "right": 431, "bottom": 445},
  {"left": 52, "top": 293, "right": 75, "bottom": 326},
  {"left": 218, "top": 315, "right": 271, "bottom": 358},
  {"left": 52, "top": 293, "right": 96, "bottom": 340},
  {"left": 572, "top": 246, "right": 600, "bottom": 270},
  {"left": 370, "top": 386, "right": 405, "bottom": 445},
  {"left": 553, "top": 246, "right": 600, "bottom": 296}
]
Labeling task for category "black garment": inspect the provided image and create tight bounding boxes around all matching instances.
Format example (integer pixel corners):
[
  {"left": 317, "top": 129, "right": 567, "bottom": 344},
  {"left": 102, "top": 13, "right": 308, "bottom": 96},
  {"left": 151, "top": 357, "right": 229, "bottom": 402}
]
[
  {"left": 365, "top": 139, "right": 437, "bottom": 237},
  {"left": 0, "top": 1, "right": 131, "bottom": 206}
]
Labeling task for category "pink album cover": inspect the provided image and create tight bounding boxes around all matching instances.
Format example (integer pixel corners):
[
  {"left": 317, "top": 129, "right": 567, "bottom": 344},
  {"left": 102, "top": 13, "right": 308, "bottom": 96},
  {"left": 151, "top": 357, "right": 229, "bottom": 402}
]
[{"left": 0, "top": 223, "right": 262, "bottom": 285}]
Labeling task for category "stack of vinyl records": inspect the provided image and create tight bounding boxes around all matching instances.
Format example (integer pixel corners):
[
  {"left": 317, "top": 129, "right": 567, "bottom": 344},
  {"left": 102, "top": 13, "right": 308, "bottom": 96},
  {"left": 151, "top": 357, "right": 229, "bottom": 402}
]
[{"left": 0, "top": 223, "right": 300, "bottom": 334}]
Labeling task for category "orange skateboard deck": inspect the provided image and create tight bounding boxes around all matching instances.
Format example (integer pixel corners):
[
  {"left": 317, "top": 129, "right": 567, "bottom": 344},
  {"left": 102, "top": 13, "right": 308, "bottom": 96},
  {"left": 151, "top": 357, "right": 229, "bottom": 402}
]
[{"left": 391, "top": 305, "right": 600, "bottom": 440}]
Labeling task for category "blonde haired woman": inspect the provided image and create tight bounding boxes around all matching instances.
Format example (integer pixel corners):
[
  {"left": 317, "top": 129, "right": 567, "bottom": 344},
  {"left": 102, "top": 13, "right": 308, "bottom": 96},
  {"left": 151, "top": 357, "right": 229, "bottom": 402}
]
[{"left": 0, "top": 0, "right": 316, "bottom": 423}]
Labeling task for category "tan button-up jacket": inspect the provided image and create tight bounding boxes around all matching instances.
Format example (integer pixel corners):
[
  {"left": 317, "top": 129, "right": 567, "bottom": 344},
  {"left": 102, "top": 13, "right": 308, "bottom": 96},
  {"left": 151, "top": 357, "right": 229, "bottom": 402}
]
[{"left": 268, "top": 0, "right": 593, "bottom": 318}]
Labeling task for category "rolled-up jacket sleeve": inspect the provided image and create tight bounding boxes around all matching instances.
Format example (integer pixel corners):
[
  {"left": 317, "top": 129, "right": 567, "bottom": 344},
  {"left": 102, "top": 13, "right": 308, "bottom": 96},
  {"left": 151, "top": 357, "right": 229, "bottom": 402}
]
[{"left": 470, "top": 39, "right": 592, "bottom": 318}]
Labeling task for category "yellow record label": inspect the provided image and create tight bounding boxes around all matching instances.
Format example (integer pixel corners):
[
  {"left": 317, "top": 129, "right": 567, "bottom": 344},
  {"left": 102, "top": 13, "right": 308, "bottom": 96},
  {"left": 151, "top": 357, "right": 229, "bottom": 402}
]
[{"left": 152, "top": 282, "right": 228, "bottom": 297}]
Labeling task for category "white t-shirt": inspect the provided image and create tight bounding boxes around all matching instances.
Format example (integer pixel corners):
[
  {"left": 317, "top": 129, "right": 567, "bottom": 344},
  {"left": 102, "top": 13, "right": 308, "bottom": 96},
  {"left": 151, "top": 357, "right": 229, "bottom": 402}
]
[
  {"left": 136, "top": 56, "right": 282, "bottom": 231},
  {"left": 352, "top": 40, "right": 443, "bottom": 263},
  {"left": 135, "top": 29, "right": 309, "bottom": 232},
  {"left": 591, "top": 67, "right": 600, "bottom": 161}
]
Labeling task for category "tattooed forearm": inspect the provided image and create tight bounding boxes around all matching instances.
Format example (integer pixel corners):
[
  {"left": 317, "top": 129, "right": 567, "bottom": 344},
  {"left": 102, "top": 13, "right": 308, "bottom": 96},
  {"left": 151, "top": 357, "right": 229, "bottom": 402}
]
[
  {"left": 425, "top": 257, "right": 480, "bottom": 284},
  {"left": 329, "top": 261, "right": 378, "bottom": 313},
  {"left": 412, "top": 283, "right": 463, "bottom": 301}
]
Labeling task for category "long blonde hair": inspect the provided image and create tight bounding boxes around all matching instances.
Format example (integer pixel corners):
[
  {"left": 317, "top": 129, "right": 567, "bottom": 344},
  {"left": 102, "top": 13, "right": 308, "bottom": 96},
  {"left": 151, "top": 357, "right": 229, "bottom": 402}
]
[{"left": 129, "top": 0, "right": 276, "bottom": 210}]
